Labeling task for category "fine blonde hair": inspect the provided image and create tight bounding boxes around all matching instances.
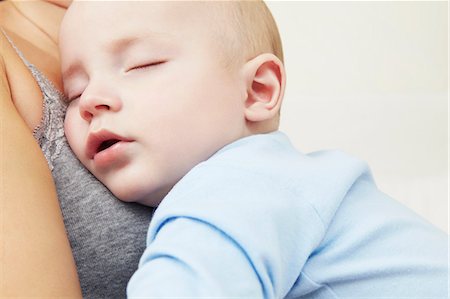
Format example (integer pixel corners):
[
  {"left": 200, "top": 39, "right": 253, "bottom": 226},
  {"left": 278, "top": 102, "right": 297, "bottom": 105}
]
[{"left": 206, "top": 0, "right": 284, "bottom": 69}]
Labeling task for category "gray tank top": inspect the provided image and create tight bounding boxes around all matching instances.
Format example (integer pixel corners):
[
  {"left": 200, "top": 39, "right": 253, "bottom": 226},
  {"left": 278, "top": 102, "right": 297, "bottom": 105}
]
[{"left": 4, "top": 31, "right": 153, "bottom": 298}]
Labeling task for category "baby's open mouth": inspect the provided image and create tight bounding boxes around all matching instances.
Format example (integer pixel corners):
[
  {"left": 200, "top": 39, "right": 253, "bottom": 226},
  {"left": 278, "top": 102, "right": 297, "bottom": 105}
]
[
  {"left": 97, "top": 139, "right": 120, "bottom": 153},
  {"left": 86, "top": 129, "right": 134, "bottom": 160}
]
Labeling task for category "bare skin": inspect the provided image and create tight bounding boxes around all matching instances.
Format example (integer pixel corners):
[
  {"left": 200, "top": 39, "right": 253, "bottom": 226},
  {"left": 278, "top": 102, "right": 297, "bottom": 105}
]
[{"left": 0, "top": 0, "right": 81, "bottom": 296}]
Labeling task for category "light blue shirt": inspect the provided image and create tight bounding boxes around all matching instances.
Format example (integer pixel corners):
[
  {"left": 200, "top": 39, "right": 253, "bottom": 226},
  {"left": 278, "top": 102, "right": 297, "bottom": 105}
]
[{"left": 128, "top": 131, "right": 448, "bottom": 298}]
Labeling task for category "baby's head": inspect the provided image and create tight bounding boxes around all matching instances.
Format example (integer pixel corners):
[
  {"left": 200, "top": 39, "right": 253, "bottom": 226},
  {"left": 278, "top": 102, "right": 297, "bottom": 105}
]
[{"left": 60, "top": 1, "right": 286, "bottom": 206}]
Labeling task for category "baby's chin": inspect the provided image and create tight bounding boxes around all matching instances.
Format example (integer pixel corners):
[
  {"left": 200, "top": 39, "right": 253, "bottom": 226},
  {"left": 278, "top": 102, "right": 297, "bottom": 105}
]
[{"left": 110, "top": 183, "right": 171, "bottom": 208}]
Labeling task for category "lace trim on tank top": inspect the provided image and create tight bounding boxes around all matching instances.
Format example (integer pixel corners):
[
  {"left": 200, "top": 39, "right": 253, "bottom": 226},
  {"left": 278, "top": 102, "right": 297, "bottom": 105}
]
[{"left": 1, "top": 29, "right": 68, "bottom": 170}]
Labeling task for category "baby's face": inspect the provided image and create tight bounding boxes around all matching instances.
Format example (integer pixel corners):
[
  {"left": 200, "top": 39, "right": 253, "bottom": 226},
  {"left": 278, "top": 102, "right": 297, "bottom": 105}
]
[{"left": 60, "top": 2, "right": 247, "bottom": 206}]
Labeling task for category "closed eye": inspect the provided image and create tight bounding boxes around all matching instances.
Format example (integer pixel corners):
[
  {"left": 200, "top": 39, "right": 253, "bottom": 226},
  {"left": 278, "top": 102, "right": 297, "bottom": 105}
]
[
  {"left": 66, "top": 94, "right": 81, "bottom": 103},
  {"left": 126, "top": 60, "right": 166, "bottom": 72}
]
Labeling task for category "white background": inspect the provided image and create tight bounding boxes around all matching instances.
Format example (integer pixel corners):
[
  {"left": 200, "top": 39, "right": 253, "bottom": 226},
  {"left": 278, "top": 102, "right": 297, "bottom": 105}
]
[{"left": 266, "top": 1, "right": 448, "bottom": 232}]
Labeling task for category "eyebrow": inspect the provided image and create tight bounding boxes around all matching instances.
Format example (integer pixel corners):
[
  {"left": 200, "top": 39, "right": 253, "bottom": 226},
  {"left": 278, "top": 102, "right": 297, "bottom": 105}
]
[
  {"left": 106, "top": 36, "right": 141, "bottom": 54},
  {"left": 105, "top": 32, "right": 173, "bottom": 54}
]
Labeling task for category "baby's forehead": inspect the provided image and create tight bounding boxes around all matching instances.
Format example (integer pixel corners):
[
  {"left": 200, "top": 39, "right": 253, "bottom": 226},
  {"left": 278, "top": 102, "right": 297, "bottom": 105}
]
[
  {"left": 67, "top": 1, "right": 216, "bottom": 25},
  {"left": 63, "top": 1, "right": 223, "bottom": 42},
  {"left": 59, "top": 2, "right": 230, "bottom": 69}
]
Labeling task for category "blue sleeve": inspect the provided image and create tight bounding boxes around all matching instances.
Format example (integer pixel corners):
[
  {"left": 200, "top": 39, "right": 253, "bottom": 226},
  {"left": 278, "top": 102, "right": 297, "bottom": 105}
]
[
  {"left": 127, "top": 217, "right": 264, "bottom": 297},
  {"left": 127, "top": 163, "right": 329, "bottom": 298}
]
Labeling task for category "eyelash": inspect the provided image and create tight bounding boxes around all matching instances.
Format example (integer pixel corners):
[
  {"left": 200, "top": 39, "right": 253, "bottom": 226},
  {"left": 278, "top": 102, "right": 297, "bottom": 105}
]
[
  {"left": 67, "top": 94, "right": 81, "bottom": 103},
  {"left": 126, "top": 60, "right": 166, "bottom": 72}
]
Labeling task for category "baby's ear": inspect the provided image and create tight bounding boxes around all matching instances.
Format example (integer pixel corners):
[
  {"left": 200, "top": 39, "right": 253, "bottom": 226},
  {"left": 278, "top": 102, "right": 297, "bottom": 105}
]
[{"left": 241, "top": 53, "right": 285, "bottom": 123}]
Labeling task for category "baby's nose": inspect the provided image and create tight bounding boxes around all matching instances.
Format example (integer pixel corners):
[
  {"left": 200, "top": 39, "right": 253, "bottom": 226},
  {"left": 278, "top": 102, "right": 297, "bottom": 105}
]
[
  {"left": 80, "top": 101, "right": 110, "bottom": 122},
  {"left": 78, "top": 90, "right": 122, "bottom": 122}
]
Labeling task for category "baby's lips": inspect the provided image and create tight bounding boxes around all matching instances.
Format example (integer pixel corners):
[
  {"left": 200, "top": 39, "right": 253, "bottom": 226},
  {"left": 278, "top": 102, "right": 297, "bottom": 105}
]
[{"left": 86, "top": 129, "right": 134, "bottom": 159}]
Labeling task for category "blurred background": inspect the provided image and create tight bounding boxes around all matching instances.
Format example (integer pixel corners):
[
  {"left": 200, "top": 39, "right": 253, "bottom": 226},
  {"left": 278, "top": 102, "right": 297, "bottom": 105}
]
[{"left": 266, "top": 1, "right": 448, "bottom": 232}]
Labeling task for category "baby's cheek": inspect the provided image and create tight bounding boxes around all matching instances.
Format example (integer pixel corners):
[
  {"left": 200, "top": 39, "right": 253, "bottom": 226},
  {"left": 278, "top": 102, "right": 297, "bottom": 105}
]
[{"left": 64, "top": 106, "right": 86, "bottom": 162}]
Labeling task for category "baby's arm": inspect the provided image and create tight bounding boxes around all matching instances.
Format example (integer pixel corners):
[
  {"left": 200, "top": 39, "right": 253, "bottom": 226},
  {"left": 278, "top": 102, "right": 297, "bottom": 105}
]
[
  {"left": 128, "top": 217, "right": 264, "bottom": 297},
  {"left": 127, "top": 163, "right": 318, "bottom": 298},
  {"left": 0, "top": 52, "right": 81, "bottom": 297}
]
